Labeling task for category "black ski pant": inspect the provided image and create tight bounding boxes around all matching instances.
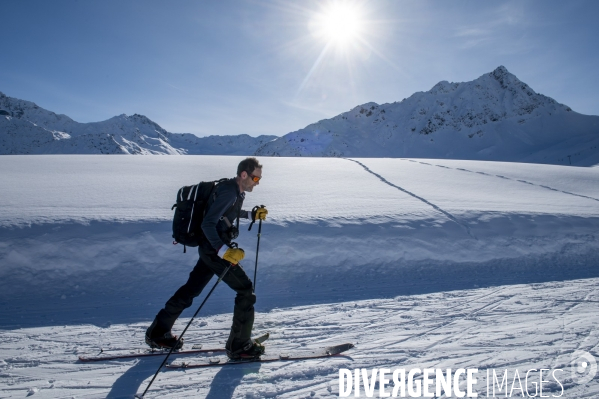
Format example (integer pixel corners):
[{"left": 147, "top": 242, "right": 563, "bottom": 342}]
[{"left": 152, "top": 242, "right": 255, "bottom": 344}]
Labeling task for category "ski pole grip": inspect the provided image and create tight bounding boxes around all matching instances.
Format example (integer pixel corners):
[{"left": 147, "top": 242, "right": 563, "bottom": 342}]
[{"left": 248, "top": 205, "right": 264, "bottom": 231}]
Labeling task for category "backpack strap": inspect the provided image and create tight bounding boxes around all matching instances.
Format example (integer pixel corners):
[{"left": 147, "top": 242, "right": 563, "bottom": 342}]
[
  {"left": 203, "top": 178, "right": 230, "bottom": 218},
  {"left": 186, "top": 183, "right": 203, "bottom": 235}
]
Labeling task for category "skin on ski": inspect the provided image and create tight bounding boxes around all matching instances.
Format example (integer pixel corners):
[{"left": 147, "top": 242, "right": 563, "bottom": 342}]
[
  {"left": 78, "top": 348, "right": 222, "bottom": 362},
  {"left": 77, "top": 333, "right": 270, "bottom": 362},
  {"left": 165, "top": 343, "right": 354, "bottom": 369}
]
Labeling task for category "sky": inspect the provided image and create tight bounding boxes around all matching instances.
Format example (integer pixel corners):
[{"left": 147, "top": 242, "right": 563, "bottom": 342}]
[{"left": 1, "top": 0, "right": 598, "bottom": 137}]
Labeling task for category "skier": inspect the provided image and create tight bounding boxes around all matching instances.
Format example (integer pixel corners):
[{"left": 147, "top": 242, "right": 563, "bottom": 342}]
[{"left": 145, "top": 157, "right": 268, "bottom": 359}]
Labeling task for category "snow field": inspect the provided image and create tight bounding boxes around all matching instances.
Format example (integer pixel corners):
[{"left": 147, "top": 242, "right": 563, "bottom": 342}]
[
  {"left": 0, "top": 278, "right": 598, "bottom": 398},
  {"left": 0, "top": 155, "right": 598, "bottom": 397}
]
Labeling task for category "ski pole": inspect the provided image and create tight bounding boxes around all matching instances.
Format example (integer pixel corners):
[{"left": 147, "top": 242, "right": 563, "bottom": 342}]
[
  {"left": 253, "top": 218, "right": 262, "bottom": 293},
  {"left": 136, "top": 263, "right": 232, "bottom": 399}
]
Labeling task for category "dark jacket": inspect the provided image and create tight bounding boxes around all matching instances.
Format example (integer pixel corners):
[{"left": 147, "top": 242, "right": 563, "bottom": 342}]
[{"left": 201, "top": 178, "right": 249, "bottom": 251}]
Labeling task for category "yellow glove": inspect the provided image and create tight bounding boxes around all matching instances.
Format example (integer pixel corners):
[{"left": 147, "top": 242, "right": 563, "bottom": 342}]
[
  {"left": 253, "top": 207, "right": 268, "bottom": 221},
  {"left": 223, "top": 247, "right": 245, "bottom": 265}
]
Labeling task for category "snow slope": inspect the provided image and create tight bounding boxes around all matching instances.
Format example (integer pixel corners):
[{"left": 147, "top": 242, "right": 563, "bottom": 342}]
[
  {"left": 0, "top": 155, "right": 598, "bottom": 398},
  {"left": 255, "top": 67, "right": 599, "bottom": 166},
  {"left": 2, "top": 280, "right": 598, "bottom": 398},
  {"left": 0, "top": 92, "right": 276, "bottom": 155}
]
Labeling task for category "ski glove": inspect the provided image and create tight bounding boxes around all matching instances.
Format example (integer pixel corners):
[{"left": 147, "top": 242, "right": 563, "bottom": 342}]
[
  {"left": 223, "top": 247, "right": 245, "bottom": 265},
  {"left": 252, "top": 206, "right": 268, "bottom": 221}
]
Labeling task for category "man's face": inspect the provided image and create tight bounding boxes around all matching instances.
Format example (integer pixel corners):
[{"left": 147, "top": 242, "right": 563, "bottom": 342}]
[{"left": 241, "top": 167, "right": 262, "bottom": 192}]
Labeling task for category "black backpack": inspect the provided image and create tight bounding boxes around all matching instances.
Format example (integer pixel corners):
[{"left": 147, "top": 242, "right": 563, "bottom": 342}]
[{"left": 171, "top": 178, "right": 228, "bottom": 252}]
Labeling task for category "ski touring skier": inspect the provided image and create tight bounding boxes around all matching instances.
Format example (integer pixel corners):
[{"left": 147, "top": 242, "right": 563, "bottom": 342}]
[{"left": 145, "top": 157, "right": 268, "bottom": 360}]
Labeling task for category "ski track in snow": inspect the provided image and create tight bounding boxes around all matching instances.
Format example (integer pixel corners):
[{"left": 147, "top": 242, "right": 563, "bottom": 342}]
[
  {"left": 346, "top": 158, "right": 476, "bottom": 239},
  {"left": 1, "top": 279, "right": 598, "bottom": 398},
  {"left": 405, "top": 159, "right": 599, "bottom": 203}
]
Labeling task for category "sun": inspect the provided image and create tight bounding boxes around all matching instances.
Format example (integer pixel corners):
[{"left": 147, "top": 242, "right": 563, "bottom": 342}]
[
  {"left": 297, "top": 1, "right": 382, "bottom": 95},
  {"left": 313, "top": 3, "right": 364, "bottom": 46}
]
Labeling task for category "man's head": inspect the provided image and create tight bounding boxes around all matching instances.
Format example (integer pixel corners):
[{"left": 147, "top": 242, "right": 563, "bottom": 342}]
[{"left": 236, "top": 157, "right": 262, "bottom": 193}]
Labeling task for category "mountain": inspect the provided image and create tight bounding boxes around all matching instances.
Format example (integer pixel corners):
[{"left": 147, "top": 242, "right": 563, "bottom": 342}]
[
  {"left": 3, "top": 66, "right": 598, "bottom": 164},
  {"left": 0, "top": 92, "right": 276, "bottom": 155},
  {"left": 255, "top": 66, "right": 599, "bottom": 166}
]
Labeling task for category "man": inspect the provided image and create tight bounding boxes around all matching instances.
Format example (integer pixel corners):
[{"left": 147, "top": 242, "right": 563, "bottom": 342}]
[{"left": 145, "top": 157, "right": 268, "bottom": 359}]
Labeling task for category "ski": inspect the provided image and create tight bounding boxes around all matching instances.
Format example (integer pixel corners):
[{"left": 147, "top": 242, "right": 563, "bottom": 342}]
[
  {"left": 78, "top": 347, "right": 222, "bottom": 362},
  {"left": 78, "top": 333, "right": 270, "bottom": 362},
  {"left": 165, "top": 343, "right": 354, "bottom": 369}
]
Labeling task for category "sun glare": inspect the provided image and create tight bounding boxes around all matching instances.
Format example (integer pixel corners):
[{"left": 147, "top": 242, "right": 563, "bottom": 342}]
[
  {"left": 298, "top": 1, "right": 382, "bottom": 96},
  {"left": 313, "top": 3, "right": 364, "bottom": 46}
]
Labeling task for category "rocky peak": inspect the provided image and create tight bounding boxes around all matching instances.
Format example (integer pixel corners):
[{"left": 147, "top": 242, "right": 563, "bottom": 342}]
[
  {"left": 491, "top": 65, "right": 510, "bottom": 79},
  {"left": 488, "top": 65, "right": 531, "bottom": 93},
  {"left": 130, "top": 114, "right": 155, "bottom": 125}
]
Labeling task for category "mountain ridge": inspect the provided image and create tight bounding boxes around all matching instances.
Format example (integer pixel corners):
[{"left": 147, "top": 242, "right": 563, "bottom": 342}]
[
  {"left": 2, "top": 66, "right": 598, "bottom": 165},
  {"left": 0, "top": 92, "right": 276, "bottom": 155},
  {"left": 255, "top": 66, "right": 599, "bottom": 166}
]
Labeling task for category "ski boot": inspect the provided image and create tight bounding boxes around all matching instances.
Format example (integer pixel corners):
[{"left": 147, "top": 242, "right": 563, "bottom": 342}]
[
  {"left": 145, "top": 331, "right": 184, "bottom": 350},
  {"left": 226, "top": 338, "right": 265, "bottom": 360},
  {"left": 145, "top": 319, "right": 183, "bottom": 350}
]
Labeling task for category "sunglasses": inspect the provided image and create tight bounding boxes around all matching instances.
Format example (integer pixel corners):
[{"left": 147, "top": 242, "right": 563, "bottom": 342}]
[{"left": 248, "top": 173, "right": 261, "bottom": 182}]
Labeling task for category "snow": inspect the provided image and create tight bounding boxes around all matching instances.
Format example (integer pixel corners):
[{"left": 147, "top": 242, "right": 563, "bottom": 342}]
[
  {"left": 3, "top": 66, "right": 598, "bottom": 165},
  {"left": 255, "top": 67, "right": 599, "bottom": 166},
  {"left": 0, "top": 155, "right": 598, "bottom": 398},
  {"left": 0, "top": 92, "right": 277, "bottom": 156}
]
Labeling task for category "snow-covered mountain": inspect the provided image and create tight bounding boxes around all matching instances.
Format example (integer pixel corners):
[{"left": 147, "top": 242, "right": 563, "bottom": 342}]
[
  {"left": 3, "top": 66, "right": 598, "bottom": 164},
  {"left": 256, "top": 66, "right": 599, "bottom": 166},
  {"left": 0, "top": 92, "right": 276, "bottom": 155}
]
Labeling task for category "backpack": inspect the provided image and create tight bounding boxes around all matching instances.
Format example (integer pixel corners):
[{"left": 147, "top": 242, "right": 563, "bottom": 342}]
[{"left": 171, "top": 178, "right": 228, "bottom": 252}]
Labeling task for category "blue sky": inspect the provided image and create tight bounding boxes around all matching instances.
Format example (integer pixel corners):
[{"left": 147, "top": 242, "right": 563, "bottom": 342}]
[{"left": 2, "top": 0, "right": 598, "bottom": 137}]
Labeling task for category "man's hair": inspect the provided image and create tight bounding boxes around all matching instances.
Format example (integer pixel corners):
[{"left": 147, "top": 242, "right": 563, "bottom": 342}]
[{"left": 237, "top": 157, "right": 262, "bottom": 177}]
